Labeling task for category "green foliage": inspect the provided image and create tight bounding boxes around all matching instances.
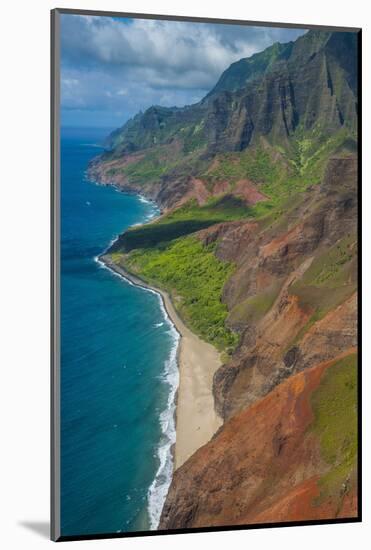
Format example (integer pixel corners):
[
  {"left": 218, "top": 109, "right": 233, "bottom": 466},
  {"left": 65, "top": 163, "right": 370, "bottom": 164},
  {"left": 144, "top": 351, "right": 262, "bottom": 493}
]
[
  {"left": 120, "top": 150, "right": 170, "bottom": 183},
  {"left": 107, "top": 103, "right": 208, "bottom": 159},
  {"left": 109, "top": 196, "right": 245, "bottom": 351},
  {"left": 123, "top": 237, "right": 238, "bottom": 351},
  {"left": 110, "top": 252, "right": 124, "bottom": 264},
  {"left": 299, "top": 236, "right": 356, "bottom": 288},
  {"left": 228, "top": 282, "right": 282, "bottom": 325},
  {"left": 117, "top": 197, "right": 251, "bottom": 252},
  {"left": 208, "top": 40, "right": 293, "bottom": 97},
  {"left": 169, "top": 195, "right": 251, "bottom": 222},
  {"left": 310, "top": 354, "right": 357, "bottom": 502},
  {"left": 290, "top": 236, "right": 356, "bottom": 312},
  {"left": 182, "top": 121, "right": 207, "bottom": 153},
  {"left": 290, "top": 127, "right": 357, "bottom": 180},
  {"left": 287, "top": 237, "right": 357, "bottom": 347},
  {"left": 108, "top": 141, "right": 210, "bottom": 185},
  {"left": 117, "top": 218, "right": 218, "bottom": 251},
  {"left": 202, "top": 130, "right": 356, "bottom": 227},
  {"left": 205, "top": 147, "right": 284, "bottom": 186},
  {"left": 203, "top": 146, "right": 313, "bottom": 221}
]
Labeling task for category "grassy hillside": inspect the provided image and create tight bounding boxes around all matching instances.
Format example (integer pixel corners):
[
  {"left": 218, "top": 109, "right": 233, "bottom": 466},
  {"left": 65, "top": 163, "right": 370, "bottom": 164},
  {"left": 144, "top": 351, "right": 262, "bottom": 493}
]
[
  {"left": 107, "top": 133, "right": 356, "bottom": 354},
  {"left": 96, "top": 29, "right": 357, "bottom": 366},
  {"left": 114, "top": 237, "right": 238, "bottom": 352},
  {"left": 288, "top": 235, "right": 357, "bottom": 345},
  {"left": 111, "top": 196, "right": 251, "bottom": 253},
  {"left": 310, "top": 353, "right": 357, "bottom": 503}
]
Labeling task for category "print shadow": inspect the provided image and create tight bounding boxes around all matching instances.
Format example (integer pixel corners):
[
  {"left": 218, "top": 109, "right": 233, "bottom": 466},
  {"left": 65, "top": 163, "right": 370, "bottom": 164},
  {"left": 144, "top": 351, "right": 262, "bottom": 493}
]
[{"left": 18, "top": 521, "right": 49, "bottom": 539}]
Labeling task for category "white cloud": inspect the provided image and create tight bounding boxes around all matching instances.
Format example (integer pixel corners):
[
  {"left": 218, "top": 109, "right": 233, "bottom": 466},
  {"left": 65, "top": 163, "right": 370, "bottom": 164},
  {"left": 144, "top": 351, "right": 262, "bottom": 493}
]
[
  {"left": 60, "top": 14, "right": 306, "bottom": 126},
  {"left": 62, "top": 16, "right": 285, "bottom": 87}
]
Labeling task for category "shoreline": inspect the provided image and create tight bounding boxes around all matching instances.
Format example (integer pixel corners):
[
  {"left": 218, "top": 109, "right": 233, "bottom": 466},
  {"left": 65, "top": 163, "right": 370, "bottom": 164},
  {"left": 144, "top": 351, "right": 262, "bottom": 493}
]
[{"left": 100, "top": 254, "right": 223, "bottom": 470}]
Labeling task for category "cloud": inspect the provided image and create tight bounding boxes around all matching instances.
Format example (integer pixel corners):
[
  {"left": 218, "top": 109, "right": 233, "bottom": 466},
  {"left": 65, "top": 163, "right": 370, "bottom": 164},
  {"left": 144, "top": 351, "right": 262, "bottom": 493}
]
[{"left": 60, "top": 14, "right": 306, "bottom": 127}]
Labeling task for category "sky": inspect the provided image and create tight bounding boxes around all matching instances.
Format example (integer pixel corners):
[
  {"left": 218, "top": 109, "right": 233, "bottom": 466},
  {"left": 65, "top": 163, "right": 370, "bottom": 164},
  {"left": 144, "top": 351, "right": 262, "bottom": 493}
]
[{"left": 60, "top": 14, "right": 306, "bottom": 129}]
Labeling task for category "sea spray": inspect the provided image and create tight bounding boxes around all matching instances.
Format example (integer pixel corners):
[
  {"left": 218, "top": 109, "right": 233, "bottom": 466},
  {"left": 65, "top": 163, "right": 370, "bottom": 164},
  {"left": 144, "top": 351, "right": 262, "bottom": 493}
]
[
  {"left": 147, "top": 318, "right": 179, "bottom": 529},
  {"left": 93, "top": 189, "right": 179, "bottom": 528},
  {"left": 95, "top": 251, "right": 181, "bottom": 529},
  {"left": 61, "top": 128, "right": 170, "bottom": 536}
]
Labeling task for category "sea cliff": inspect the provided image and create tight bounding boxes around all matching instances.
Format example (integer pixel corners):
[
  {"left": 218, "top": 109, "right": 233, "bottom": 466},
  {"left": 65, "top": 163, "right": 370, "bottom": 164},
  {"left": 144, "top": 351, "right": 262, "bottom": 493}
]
[{"left": 89, "top": 28, "right": 358, "bottom": 528}]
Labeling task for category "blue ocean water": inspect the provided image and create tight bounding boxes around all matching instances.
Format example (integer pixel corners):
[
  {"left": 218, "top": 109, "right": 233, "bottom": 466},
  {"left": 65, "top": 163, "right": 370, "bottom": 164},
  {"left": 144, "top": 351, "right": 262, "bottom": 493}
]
[{"left": 60, "top": 127, "right": 179, "bottom": 537}]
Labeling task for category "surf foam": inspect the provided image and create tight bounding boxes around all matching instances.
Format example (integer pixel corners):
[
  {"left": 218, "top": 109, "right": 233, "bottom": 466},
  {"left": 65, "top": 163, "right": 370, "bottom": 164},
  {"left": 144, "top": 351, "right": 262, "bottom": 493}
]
[{"left": 95, "top": 257, "right": 180, "bottom": 529}]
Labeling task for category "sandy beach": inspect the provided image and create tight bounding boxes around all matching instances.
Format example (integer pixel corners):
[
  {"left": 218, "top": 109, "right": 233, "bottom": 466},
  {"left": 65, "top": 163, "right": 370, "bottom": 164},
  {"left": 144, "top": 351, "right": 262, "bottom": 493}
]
[{"left": 100, "top": 254, "right": 222, "bottom": 469}]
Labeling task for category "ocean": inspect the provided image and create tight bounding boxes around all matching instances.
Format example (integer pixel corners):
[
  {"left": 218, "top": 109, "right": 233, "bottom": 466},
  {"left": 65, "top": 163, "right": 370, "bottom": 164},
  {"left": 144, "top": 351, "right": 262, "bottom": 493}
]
[{"left": 60, "top": 126, "right": 179, "bottom": 536}]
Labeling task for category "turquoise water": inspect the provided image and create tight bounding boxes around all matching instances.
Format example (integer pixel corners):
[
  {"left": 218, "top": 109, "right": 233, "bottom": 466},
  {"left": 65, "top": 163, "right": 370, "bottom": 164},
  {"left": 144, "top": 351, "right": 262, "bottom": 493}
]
[{"left": 60, "top": 127, "right": 179, "bottom": 537}]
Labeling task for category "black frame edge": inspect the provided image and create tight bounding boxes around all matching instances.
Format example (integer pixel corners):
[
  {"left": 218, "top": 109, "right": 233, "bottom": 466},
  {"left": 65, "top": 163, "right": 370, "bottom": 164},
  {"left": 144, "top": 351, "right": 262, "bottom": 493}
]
[
  {"left": 50, "top": 7, "right": 55, "bottom": 542},
  {"left": 56, "top": 517, "right": 362, "bottom": 543},
  {"left": 51, "top": 7, "right": 61, "bottom": 543},
  {"left": 54, "top": 7, "right": 361, "bottom": 32},
  {"left": 356, "top": 28, "right": 362, "bottom": 524}
]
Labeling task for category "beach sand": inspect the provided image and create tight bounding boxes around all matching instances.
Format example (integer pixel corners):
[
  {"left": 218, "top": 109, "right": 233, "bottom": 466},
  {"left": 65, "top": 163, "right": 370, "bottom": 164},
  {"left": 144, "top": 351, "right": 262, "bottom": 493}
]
[{"left": 101, "top": 255, "right": 222, "bottom": 470}]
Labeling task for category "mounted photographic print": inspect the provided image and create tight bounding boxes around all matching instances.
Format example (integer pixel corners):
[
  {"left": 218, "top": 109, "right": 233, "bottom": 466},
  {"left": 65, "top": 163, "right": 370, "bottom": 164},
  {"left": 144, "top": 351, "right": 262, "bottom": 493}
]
[{"left": 51, "top": 8, "right": 361, "bottom": 541}]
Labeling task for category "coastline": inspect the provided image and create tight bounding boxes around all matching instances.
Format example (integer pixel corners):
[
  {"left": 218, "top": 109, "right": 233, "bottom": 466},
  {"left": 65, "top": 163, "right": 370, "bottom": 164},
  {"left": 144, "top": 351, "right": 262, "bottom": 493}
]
[{"left": 100, "top": 254, "right": 223, "bottom": 470}]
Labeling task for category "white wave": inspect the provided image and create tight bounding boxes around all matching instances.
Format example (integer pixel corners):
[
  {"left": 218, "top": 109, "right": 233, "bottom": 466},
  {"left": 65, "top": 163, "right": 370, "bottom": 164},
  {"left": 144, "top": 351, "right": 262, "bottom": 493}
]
[
  {"left": 99, "top": 259, "right": 180, "bottom": 529},
  {"left": 147, "top": 317, "right": 179, "bottom": 530},
  {"left": 154, "top": 322, "right": 164, "bottom": 328},
  {"left": 131, "top": 212, "right": 157, "bottom": 228},
  {"left": 94, "top": 236, "right": 119, "bottom": 268},
  {"left": 94, "top": 254, "right": 106, "bottom": 269},
  {"left": 92, "top": 202, "right": 179, "bottom": 529},
  {"left": 108, "top": 235, "right": 119, "bottom": 248},
  {"left": 80, "top": 143, "right": 104, "bottom": 148},
  {"left": 138, "top": 195, "right": 152, "bottom": 205}
]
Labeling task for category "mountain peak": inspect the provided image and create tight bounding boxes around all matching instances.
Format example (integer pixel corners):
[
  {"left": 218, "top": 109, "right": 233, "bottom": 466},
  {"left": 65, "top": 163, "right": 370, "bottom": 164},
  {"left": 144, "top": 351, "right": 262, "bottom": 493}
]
[
  {"left": 204, "top": 39, "right": 294, "bottom": 100},
  {"left": 104, "top": 29, "right": 357, "bottom": 155}
]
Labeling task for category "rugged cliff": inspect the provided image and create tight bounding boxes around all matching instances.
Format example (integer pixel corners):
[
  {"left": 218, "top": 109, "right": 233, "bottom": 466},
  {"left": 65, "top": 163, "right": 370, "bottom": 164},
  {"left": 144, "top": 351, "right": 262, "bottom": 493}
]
[
  {"left": 89, "top": 27, "right": 359, "bottom": 527},
  {"left": 88, "top": 30, "right": 357, "bottom": 210},
  {"left": 211, "top": 156, "right": 357, "bottom": 419},
  {"left": 160, "top": 351, "right": 357, "bottom": 529}
]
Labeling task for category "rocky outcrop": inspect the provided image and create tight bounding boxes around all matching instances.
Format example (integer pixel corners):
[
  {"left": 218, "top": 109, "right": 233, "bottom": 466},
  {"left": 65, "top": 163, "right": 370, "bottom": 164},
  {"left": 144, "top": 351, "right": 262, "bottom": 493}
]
[
  {"left": 91, "top": 30, "right": 357, "bottom": 189},
  {"left": 89, "top": 27, "right": 359, "bottom": 529},
  {"left": 160, "top": 351, "right": 357, "bottom": 530},
  {"left": 88, "top": 149, "right": 195, "bottom": 211},
  {"left": 204, "top": 41, "right": 294, "bottom": 99},
  {"left": 212, "top": 156, "right": 357, "bottom": 420}
]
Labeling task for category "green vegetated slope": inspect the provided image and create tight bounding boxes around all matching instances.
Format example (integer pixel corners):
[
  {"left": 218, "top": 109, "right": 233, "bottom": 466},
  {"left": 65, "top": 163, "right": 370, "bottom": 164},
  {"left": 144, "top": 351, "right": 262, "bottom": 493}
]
[
  {"left": 95, "top": 28, "right": 359, "bottom": 527},
  {"left": 310, "top": 353, "right": 358, "bottom": 502},
  {"left": 108, "top": 142, "right": 317, "bottom": 352},
  {"left": 108, "top": 133, "right": 355, "bottom": 353},
  {"left": 111, "top": 196, "right": 251, "bottom": 252},
  {"left": 228, "top": 280, "right": 283, "bottom": 326},
  {"left": 105, "top": 104, "right": 207, "bottom": 156},
  {"left": 288, "top": 235, "right": 357, "bottom": 346},
  {"left": 100, "top": 30, "right": 357, "bottom": 172},
  {"left": 105, "top": 143, "right": 209, "bottom": 184},
  {"left": 114, "top": 238, "right": 238, "bottom": 352},
  {"left": 204, "top": 40, "right": 294, "bottom": 98},
  {"left": 99, "top": 29, "right": 357, "bottom": 353}
]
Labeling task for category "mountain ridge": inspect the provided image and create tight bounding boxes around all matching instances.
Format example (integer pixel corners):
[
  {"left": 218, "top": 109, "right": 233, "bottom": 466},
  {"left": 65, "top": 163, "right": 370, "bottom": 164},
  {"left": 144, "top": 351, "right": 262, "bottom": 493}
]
[
  {"left": 200, "top": 40, "right": 294, "bottom": 100},
  {"left": 101, "top": 29, "right": 357, "bottom": 158},
  {"left": 88, "top": 26, "right": 359, "bottom": 528}
]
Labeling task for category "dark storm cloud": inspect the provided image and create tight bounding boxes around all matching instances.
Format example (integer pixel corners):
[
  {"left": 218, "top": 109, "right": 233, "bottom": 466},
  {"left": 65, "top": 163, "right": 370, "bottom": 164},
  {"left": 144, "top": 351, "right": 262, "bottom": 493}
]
[{"left": 60, "top": 14, "right": 306, "bottom": 127}]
